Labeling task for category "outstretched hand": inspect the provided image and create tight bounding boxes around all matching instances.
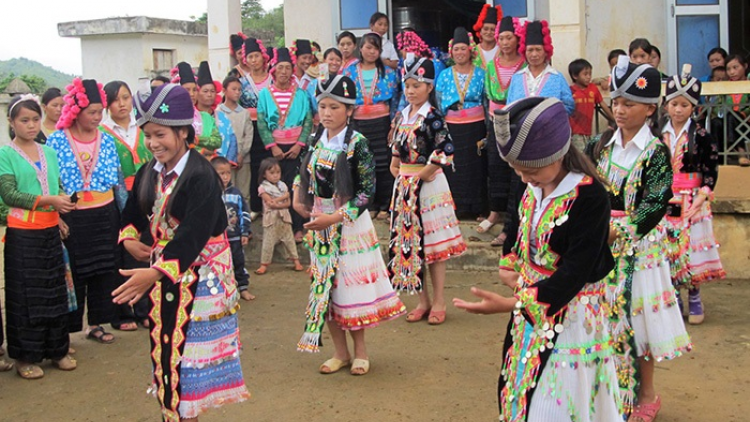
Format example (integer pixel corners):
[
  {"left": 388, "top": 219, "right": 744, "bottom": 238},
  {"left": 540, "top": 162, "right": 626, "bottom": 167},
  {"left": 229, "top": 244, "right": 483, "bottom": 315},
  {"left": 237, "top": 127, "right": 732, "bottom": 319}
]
[
  {"left": 452, "top": 287, "right": 517, "bottom": 315},
  {"left": 112, "top": 268, "right": 162, "bottom": 306}
]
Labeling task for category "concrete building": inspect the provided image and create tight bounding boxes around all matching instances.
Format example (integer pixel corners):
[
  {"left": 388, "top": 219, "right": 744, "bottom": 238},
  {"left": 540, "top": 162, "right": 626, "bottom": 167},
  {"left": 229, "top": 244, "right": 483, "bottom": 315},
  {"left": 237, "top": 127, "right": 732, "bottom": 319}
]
[
  {"left": 58, "top": 16, "right": 208, "bottom": 93},
  {"left": 284, "top": 0, "right": 749, "bottom": 82}
]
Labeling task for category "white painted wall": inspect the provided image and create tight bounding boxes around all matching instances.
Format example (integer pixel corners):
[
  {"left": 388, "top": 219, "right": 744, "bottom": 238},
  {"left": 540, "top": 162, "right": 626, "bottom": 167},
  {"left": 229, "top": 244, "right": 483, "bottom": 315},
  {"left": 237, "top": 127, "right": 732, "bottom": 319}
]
[
  {"left": 284, "top": 0, "right": 337, "bottom": 49},
  {"left": 79, "top": 33, "right": 207, "bottom": 94},
  {"left": 208, "top": 0, "right": 242, "bottom": 80}
]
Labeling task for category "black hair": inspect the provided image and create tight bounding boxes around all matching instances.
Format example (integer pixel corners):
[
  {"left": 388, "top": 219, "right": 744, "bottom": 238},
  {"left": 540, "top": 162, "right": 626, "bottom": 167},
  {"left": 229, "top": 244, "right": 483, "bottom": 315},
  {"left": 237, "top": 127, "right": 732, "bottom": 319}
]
[
  {"left": 628, "top": 38, "right": 652, "bottom": 55},
  {"left": 136, "top": 124, "right": 197, "bottom": 215},
  {"left": 651, "top": 45, "right": 661, "bottom": 59},
  {"left": 563, "top": 147, "right": 608, "bottom": 186},
  {"left": 103, "top": 81, "right": 131, "bottom": 109},
  {"left": 41, "top": 87, "right": 62, "bottom": 105},
  {"left": 337, "top": 31, "right": 357, "bottom": 46},
  {"left": 211, "top": 155, "right": 231, "bottom": 167},
  {"left": 258, "top": 157, "right": 282, "bottom": 183},
  {"left": 711, "top": 66, "right": 726, "bottom": 76},
  {"left": 726, "top": 54, "right": 748, "bottom": 69},
  {"left": 324, "top": 48, "right": 343, "bottom": 60},
  {"left": 369, "top": 12, "right": 388, "bottom": 27},
  {"left": 568, "top": 58, "right": 592, "bottom": 81},
  {"left": 707, "top": 47, "right": 728, "bottom": 61},
  {"left": 222, "top": 75, "right": 241, "bottom": 90},
  {"left": 298, "top": 117, "right": 357, "bottom": 211},
  {"left": 8, "top": 96, "right": 42, "bottom": 120},
  {"left": 7, "top": 95, "right": 43, "bottom": 139},
  {"left": 359, "top": 33, "right": 386, "bottom": 77},
  {"left": 151, "top": 76, "right": 171, "bottom": 85},
  {"left": 607, "top": 49, "right": 627, "bottom": 64}
]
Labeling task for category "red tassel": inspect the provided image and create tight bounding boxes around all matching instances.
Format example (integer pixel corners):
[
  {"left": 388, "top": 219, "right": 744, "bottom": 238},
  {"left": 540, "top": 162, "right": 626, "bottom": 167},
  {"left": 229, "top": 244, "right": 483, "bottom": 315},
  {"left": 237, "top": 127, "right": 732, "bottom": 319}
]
[{"left": 83, "top": 191, "right": 94, "bottom": 202}]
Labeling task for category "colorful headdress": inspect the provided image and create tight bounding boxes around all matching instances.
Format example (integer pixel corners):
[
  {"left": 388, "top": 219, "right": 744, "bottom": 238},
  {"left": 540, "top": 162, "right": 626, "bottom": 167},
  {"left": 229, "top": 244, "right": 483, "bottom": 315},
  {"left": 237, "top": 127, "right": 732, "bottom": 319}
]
[
  {"left": 473, "top": 4, "right": 503, "bottom": 37},
  {"left": 270, "top": 47, "right": 295, "bottom": 68},
  {"left": 230, "top": 32, "right": 247, "bottom": 55},
  {"left": 315, "top": 75, "right": 357, "bottom": 105},
  {"left": 396, "top": 31, "right": 433, "bottom": 59},
  {"left": 402, "top": 55, "right": 435, "bottom": 84},
  {"left": 493, "top": 97, "right": 571, "bottom": 168},
  {"left": 610, "top": 55, "right": 661, "bottom": 104},
  {"left": 242, "top": 37, "right": 270, "bottom": 64},
  {"left": 170, "top": 62, "right": 196, "bottom": 85},
  {"left": 57, "top": 78, "right": 107, "bottom": 129},
  {"left": 448, "top": 27, "right": 477, "bottom": 58},
  {"left": 519, "top": 20, "right": 554, "bottom": 59},
  {"left": 134, "top": 83, "right": 195, "bottom": 128},
  {"left": 665, "top": 64, "right": 701, "bottom": 106},
  {"left": 495, "top": 16, "right": 522, "bottom": 42},
  {"left": 291, "top": 39, "right": 313, "bottom": 57}
]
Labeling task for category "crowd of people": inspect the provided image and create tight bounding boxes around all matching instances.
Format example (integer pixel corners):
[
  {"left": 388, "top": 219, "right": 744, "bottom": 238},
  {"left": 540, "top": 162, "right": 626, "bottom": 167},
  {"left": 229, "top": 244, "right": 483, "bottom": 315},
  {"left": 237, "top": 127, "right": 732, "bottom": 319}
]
[{"left": 0, "top": 5, "right": 745, "bottom": 422}]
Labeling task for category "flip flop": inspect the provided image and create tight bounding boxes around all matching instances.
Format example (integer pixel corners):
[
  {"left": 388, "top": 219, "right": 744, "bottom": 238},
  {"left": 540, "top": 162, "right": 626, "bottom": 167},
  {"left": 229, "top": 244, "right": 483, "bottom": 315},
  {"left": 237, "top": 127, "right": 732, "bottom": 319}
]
[
  {"left": 350, "top": 358, "right": 370, "bottom": 375},
  {"left": 476, "top": 219, "right": 495, "bottom": 233},
  {"left": 628, "top": 396, "right": 661, "bottom": 422},
  {"left": 255, "top": 265, "right": 268, "bottom": 275},
  {"left": 0, "top": 358, "right": 13, "bottom": 372},
  {"left": 52, "top": 355, "right": 77, "bottom": 371},
  {"left": 406, "top": 307, "right": 431, "bottom": 322},
  {"left": 319, "top": 358, "right": 351, "bottom": 374},
  {"left": 490, "top": 233, "right": 507, "bottom": 247}
]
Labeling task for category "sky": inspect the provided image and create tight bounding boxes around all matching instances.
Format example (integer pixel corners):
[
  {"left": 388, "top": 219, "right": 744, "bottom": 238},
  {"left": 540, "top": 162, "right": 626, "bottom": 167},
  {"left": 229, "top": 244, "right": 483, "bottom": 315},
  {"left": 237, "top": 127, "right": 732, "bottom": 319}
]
[{"left": 0, "top": 0, "right": 283, "bottom": 75}]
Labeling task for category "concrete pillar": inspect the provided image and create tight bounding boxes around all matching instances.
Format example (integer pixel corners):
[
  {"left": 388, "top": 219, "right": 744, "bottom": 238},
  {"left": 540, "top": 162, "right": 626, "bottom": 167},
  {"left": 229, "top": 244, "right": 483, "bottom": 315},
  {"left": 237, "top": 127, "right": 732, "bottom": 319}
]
[
  {"left": 548, "top": 0, "right": 585, "bottom": 83},
  {"left": 208, "top": 0, "right": 242, "bottom": 80}
]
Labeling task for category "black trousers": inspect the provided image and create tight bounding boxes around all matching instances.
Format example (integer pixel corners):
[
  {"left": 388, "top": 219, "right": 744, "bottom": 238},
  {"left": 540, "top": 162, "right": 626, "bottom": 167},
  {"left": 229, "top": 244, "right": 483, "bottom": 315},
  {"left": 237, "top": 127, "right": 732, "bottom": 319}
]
[{"left": 230, "top": 239, "right": 249, "bottom": 290}]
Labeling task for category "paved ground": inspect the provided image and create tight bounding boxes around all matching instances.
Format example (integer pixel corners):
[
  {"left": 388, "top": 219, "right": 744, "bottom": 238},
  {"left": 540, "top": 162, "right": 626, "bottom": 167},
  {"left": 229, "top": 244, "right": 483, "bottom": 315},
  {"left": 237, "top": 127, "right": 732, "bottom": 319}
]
[{"left": 1, "top": 266, "right": 748, "bottom": 422}]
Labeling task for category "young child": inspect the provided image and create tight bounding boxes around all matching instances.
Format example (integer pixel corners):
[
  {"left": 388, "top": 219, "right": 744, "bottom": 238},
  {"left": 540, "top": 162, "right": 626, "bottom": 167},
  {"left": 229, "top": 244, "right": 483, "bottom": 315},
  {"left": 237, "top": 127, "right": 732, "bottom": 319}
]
[
  {"left": 212, "top": 156, "right": 254, "bottom": 301},
  {"left": 389, "top": 58, "right": 467, "bottom": 325},
  {"left": 662, "top": 66, "right": 725, "bottom": 325},
  {"left": 1, "top": 95, "right": 77, "bottom": 379},
  {"left": 568, "top": 58, "right": 615, "bottom": 151},
  {"left": 369, "top": 12, "right": 399, "bottom": 70},
  {"left": 597, "top": 49, "right": 627, "bottom": 91},
  {"left": 256, "top": 157, "right": 303, "bottom": 274},
  {"left": 587, "top": 56, "right": 691, "bottom": 421},
  {"left": 724, "top": 54, "right": 750, "bottom": 165},
  {"left": 293, "top": 74, "right": 405, "bottom": 374},
  {"left": 220, "top": 76, "right": 254, "bottom": 198},
  {"left": 455, "top": 96, "right": 621, "bottom": 422},
  {"left": 628, "top": 38, "right": 653, "bottom": 65},
  {"left": 711, "top": 65, "right": 728, "bottom": 82}
]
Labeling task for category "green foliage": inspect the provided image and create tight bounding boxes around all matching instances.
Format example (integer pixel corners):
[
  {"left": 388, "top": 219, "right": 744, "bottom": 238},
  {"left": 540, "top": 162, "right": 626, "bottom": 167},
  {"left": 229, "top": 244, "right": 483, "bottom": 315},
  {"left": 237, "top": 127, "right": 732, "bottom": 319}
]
[
  {"left": 191, "top": 12, "right": 208, "bottom": 23},
  {"left": 241, "top": 0, "right": 264, "bottom": 20},
  {"left": 0, "top": 58, "right": 74, "bottom": 93},
  {"left": 192, "top": 1, "right": 284, "bottom": 45}
]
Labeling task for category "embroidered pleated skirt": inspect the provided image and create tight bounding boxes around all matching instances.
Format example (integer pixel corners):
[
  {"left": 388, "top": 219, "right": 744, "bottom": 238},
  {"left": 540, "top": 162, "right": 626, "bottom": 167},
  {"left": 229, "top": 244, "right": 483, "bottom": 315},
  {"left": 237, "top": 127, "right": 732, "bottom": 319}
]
[
  {"left": 607, "top": 213, "right": 692, "bottom": 413},
  {"left": 4, "top": 226, "right": 70, "bottom": 363},
  {"left": 353, "top": 114, "right": 394, "bottom": 211},
  {"left": 311, "top": 198, "right": 405, "bottom": 330}
]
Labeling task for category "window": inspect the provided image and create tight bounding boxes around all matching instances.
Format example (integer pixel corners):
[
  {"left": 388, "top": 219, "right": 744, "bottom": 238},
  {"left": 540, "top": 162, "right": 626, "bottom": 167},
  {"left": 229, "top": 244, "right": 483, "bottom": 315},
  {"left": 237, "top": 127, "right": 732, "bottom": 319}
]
[
  {"left": 153, "top": 49, "right": 175, "bottom": 71},
  {"left": 494, "top": 0, "right": 532, "bottom": 19},
  {"left": 340, "top": 0, "right": 378, "bottom": 30}
]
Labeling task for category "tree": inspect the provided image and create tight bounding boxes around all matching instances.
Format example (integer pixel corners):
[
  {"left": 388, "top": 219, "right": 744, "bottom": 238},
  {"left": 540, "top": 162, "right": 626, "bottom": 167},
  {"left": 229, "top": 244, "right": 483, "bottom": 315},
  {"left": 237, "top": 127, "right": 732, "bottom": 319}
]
[
  {"left": 241, "top": 0, "right": 264, "bottom": 20},
  {"left": 0, "top": 73, "right": 47, "bottom": 94},
  {"left": 191, "top": 2, "right": 285, "bottom": 47}
]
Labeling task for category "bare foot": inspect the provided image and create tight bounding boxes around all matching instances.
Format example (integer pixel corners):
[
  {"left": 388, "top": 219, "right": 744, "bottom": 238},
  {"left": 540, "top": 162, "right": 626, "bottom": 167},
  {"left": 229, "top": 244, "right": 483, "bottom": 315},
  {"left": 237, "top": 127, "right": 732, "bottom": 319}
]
[
  {"left": 293, "top": 260, "right": 304, "bottom": 271},
  {"left": 240, "top": 290, "right": 256, "bottom": 301}
]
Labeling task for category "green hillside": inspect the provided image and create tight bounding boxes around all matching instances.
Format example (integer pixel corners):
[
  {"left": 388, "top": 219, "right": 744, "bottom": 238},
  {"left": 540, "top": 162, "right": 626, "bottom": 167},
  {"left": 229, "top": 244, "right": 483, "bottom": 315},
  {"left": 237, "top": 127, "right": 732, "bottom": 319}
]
[{"left": 0, "top": 57, "right": 77, "bottom": 93}]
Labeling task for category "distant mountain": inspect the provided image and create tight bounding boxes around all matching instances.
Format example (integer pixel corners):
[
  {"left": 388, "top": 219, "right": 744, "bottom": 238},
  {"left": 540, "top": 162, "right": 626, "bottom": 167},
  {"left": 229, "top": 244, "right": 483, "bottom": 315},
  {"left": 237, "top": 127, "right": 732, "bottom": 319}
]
[{"left": 0, "top": 58, "right": 77, "bottom": 92}]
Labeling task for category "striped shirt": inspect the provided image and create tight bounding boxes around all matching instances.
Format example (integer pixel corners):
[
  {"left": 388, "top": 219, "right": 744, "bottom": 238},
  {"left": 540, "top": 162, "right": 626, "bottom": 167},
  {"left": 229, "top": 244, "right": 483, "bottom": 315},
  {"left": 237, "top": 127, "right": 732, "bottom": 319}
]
[
  {"left": 497, "top": 65, "right": 518, "bottom": 87},
  {"left": 271, "top": 85, "right": 294, "bottom": 115}
]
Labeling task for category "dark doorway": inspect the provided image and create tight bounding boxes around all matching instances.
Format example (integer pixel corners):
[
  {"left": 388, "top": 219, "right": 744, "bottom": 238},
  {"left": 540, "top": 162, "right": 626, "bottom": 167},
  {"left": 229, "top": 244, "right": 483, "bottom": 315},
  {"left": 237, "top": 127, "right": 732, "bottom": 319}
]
[
  {"left": 391, "top": 0, "right": 486, "bottom": 52},
  {"left": 728, "top": 0, "right": 749, "bottom": 58}
]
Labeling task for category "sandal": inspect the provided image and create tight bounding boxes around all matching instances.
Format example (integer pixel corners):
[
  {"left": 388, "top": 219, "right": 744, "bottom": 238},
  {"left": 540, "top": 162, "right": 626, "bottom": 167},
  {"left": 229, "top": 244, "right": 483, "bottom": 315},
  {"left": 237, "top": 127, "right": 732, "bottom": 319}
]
[
  {"left": 86, "top": 326, "right": 115, "bottom": 344},
  {"left": 16, "top": 363, "right": 44, "bottom": 380},
  {"left": 490, "top": 233, "right": 507, "bottom": 247},
  {"left": 476, "top": 219, "right": 495, "bottom": 233},
  {"left": 0, "top": 357, "right": 13, "bottom": 372},
  {"left": 293, "top": 261, "right": 305, "bottom": 272},
  {"left": 68, "top": 347, "right": 76, "bottom": 355},
  {"left": 255, "top": 265, "right": 268, "bottom": 275},
  {"left": 406, "top": 307, "right": 431, "bottom": 322},
  {"left": 628, "top": 396, "right": 661, "bottom": 422},
  {"left": 319, "top": 358, "right": 350, "bottom": 374},
  {"left": 350, "top": 358, "right": 370, "bottom": 375},
  {"left": 52, "top": 355, "right": 77, "bottom": 371},
  {"left": 137, "top": 319, "right": 151, "bottom": 329},
  {"left": 428, "top": 310, "right": 447, "bottom": 325},
  {"left": 113, "top": 321, "right": 138, "bottom": 331}
]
